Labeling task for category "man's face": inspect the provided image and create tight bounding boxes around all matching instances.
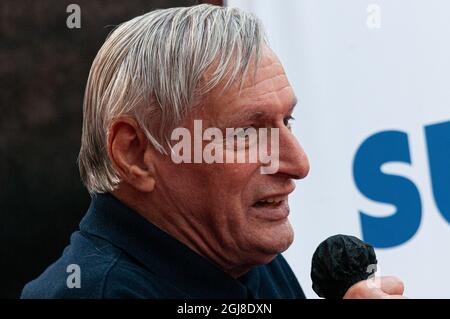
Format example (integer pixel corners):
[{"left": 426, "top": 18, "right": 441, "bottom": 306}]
[{"left": 152, "top": 46, "right": 309, "bottom": 273}]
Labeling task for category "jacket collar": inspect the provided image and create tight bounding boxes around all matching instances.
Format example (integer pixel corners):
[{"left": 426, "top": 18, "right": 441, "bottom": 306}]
[{"left": 79, "top": 193, "right": 260, "bottom": 298}]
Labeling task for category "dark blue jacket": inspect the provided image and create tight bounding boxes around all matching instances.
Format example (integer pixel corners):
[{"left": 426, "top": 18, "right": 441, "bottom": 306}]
[{"left": 21, "top": 193, "right": 305, "bottom": 299}]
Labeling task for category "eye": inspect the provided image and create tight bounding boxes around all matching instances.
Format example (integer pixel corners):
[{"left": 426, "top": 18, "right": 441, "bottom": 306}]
[
  {"left": 235, "top": 126, "right": 255, "bottom": 138},
  {"left": 283, "top": 115, "right": 295, "bottom": 129}
]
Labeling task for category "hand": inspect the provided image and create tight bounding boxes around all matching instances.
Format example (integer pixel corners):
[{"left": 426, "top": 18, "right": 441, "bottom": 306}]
[{"left": 343, "top": 276, "right": 406, "bottom": 299}]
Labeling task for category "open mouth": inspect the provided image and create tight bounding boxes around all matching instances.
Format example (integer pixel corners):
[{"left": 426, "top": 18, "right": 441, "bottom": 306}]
[
  {"left": 253, "top": 196, "right": 286, "bottom": 208},
  {"left": 250, "top": 187, "right": 294, "bottom": 221},
  {"left": 250, "top": 195, "right": 290, "bottom": 221},
  {"left": 252, "top": 196, "right": 285, "bottom": 208}
]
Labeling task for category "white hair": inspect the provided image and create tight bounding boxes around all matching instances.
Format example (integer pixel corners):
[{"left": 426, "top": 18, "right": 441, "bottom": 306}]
[{"left": 78, "top": 4, "right": 265, "bottom": 194}]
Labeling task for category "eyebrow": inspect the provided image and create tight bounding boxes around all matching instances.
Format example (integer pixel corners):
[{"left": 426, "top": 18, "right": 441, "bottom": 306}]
[{"left": 227, "top": 97, "right": 298, "bottom": 125}]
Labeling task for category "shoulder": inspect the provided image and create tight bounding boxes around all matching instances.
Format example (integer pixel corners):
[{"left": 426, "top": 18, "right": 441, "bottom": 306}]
[{"left": 20, "top": 231, "right": 169, "bottom": 299}]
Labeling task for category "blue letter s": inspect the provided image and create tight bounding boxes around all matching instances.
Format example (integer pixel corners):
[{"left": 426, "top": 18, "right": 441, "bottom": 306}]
[{"left": 353, "top": 131, "right": 422, "bottom": 248}]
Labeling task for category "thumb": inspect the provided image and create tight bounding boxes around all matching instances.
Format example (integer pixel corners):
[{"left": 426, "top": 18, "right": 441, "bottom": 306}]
[{"left": 379, "top": 276, "right": 405, "bottom": 295}]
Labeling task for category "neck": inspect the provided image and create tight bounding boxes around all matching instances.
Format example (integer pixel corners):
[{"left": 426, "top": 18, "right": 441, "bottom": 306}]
[{"left": 111, "top": 188, "right": 252, "bottom": 279}]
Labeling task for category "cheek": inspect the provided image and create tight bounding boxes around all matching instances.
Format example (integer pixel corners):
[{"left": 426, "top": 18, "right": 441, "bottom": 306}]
[
  {"left": 190, "top": 164, "right": 261, "bottom": 225},
  {"left": 158, "top": 152, "right": 261, "bottom": 217},
  {"left": 209, "top": 164, "right": 260, "bottom": 206},
  {"left": 154, "top": 160, "right": 210, "bottom": 209}
]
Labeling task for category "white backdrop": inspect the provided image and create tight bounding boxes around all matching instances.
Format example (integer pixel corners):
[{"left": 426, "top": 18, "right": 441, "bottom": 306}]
[{"left": 227, "top": 0, "right": 450, "bottom": 298}]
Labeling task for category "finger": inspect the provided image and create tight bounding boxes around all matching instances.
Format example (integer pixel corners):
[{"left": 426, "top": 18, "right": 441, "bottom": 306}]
[
  {"left": 379, "top": 276, "right": 405, "bottom": 295},
  {"left": 343, "top": 280, "right": 384, "bottom": 299},
  {"left": 366, "top": 287, "right": 407, "bottom": 299},
  {"left": 382, "top": 294, "right": 408, "bottom": 299}
]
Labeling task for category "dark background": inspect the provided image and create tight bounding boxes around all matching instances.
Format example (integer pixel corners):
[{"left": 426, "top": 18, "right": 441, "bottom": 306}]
[{"left": 0, "top": 0, "right": 222, "bottom": 299}]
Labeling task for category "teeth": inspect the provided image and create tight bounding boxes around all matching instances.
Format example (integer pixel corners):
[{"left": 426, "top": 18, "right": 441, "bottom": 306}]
[{"left": 259, "top": 196, "right": 284, "bottom": 204}]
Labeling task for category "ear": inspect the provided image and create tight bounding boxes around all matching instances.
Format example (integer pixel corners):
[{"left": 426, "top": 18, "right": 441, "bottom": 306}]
[{"left": 107, "top": 117, "right": 156, "bottom": 193}]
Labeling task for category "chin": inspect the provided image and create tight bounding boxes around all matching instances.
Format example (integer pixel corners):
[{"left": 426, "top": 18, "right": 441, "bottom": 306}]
[{"left": 249, "top": 219, "right": 295, "bottom": 264}]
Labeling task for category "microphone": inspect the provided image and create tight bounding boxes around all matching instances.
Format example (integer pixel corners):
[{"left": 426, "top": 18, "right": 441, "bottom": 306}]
[{"left": 311, "top": 234, "right": 378, "bottom": 299}]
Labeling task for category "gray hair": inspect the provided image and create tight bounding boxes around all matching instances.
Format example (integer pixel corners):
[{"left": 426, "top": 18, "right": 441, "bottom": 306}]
[{"left": 78, "top": 4, "right": 265, "bottom": 194}]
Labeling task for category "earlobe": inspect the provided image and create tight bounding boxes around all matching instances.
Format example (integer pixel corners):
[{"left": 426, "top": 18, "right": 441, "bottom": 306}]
[
  {"left": 129, "top": 147, "right": 157, "bottom": 192},
  {"left": 127, "top": 163, "right": 156, "bottom": 192},
  {"left": 107, "top": 117, "right": 156, "bottom": 193}
]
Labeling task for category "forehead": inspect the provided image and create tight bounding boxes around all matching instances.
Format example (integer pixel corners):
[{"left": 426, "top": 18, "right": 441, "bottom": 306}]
[{"left": 204, "top": 47, "right": 295, "bottom": 123}]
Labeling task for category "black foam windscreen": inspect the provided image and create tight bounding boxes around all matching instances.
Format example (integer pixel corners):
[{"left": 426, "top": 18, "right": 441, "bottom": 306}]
[{"left": 311, "top": 234, "right": 377, "bottom": 299}]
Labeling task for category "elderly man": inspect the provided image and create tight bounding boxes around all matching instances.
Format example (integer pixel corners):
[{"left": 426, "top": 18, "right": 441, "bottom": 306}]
[{"left": 21, "top": 4, "right": 404, "bottom": 299}]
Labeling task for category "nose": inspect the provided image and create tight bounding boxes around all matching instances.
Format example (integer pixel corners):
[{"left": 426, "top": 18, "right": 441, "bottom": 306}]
[{"left": 277, "top": 127, "right": 310, "bottom": 179}]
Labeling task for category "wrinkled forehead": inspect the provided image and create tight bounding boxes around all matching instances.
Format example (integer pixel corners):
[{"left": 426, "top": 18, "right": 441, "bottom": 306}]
[{"left": 195, "top": 47, "right": 295, "bottom": 124}]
